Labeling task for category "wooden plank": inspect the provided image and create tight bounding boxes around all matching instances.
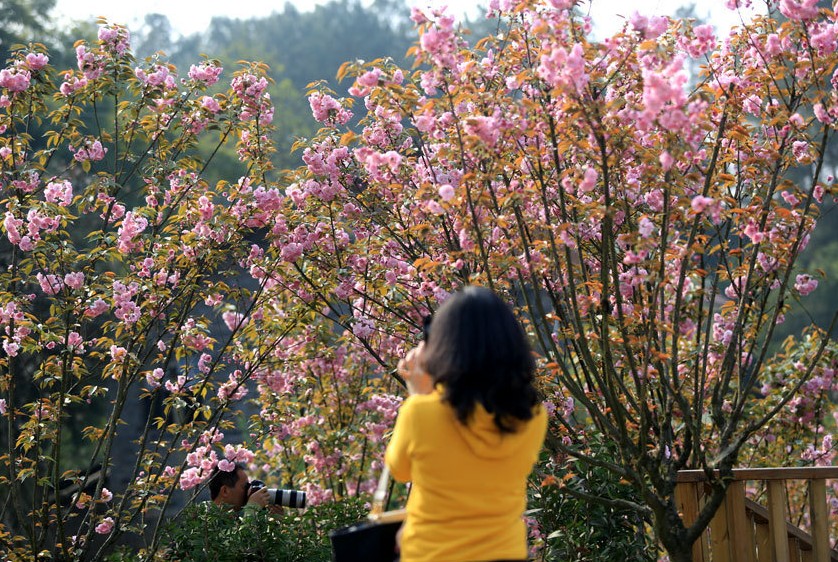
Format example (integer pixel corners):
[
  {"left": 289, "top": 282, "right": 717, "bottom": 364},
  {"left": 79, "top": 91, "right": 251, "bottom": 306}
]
[
  {"left": 746, "top": 497, "right": 831, "bottom": 548},
  {"left": 768, "top": 480, "right": 791, "bottom": 562},
  {"left": 676, "top": 467, "right": 838, "bottom": 483},
  {"left": 676, "top": 482, "right": 706, "bottom": 562},
  {"left": 753, "top": 517, "right": 772, "bottom": 562},
  {"left": 809, "top": 479, "right": 830, "bottom": 562},
  {"left": 710, "top": 492, "right": 732, "bottom": 562},
  {"left": 726, "top": 481, "right": 755, "bottom": 562},
  {"left": 696, "top": 483, "right": 711, "bottom": 562}
]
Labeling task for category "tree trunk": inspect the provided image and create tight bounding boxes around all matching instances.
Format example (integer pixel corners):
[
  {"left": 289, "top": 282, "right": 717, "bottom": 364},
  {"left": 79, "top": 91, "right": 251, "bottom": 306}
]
[
  {"left": 656, "top": 501, "right": 695, "bottom": 562},
  {"left": 659, "top": 531, "right": 694, "bottom": 562}
]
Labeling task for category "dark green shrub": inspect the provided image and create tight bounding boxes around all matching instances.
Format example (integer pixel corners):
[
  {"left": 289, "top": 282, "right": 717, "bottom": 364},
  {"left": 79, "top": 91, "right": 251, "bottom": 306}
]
[
  {"left": 530, "top": 438, "right": 657, "bottom": 562},
  {"left": 155, "top": 497, "right": 368, "bottom": 562}
]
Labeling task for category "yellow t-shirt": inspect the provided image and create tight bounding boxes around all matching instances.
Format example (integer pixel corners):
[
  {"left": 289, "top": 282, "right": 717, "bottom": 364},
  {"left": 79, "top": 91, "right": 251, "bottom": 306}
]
[{"left": 384, "top": 389, "right": 548, "bottom": 562}]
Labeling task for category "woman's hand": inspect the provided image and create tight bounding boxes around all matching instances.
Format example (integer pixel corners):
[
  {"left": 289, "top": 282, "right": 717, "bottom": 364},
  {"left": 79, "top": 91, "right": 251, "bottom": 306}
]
[{"left": 398, "top": 342, "right": 434, "bottom": 396}]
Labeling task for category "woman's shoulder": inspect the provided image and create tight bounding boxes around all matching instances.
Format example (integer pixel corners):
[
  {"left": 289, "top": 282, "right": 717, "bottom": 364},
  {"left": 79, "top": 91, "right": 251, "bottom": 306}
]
[
  {"left": 404, "top": 388, "right": 445, "bottom": 407},
  {"left": 401, "top": 389, "right": 449, "bottom": 418}
]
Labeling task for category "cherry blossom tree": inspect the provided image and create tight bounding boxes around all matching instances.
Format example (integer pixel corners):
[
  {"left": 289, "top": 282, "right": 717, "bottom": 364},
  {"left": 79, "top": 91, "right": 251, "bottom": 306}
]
[
  {"left": 0, "top": 23, "right": 305, "bottom": 561},
  {"left": 250, "top": 1, "right": 838, "bottom": 560},
  {"left": 2, "top": 1, "right": 838, "bottom": 561}
]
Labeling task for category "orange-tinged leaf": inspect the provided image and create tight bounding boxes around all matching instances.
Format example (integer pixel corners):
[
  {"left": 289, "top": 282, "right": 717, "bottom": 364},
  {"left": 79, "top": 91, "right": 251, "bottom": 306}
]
[
  {"left": 340, "top": 130, "right": 357, "bottom": 146},
  {"left": 541, "top": 475, "right": 558, "bottom": 487},
  {"left": 336, "top": 61, "right": 353, "bottom": 83}
]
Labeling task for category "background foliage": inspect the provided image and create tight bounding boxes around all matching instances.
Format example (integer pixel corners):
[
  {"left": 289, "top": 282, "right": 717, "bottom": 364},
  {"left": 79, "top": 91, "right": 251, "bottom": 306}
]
[{"left": 0, "top": 1, "right": 836, "bottom": 561}]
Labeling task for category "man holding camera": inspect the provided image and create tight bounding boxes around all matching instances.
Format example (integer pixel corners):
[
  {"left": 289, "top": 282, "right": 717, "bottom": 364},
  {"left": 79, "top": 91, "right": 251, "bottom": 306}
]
[{"left": 209, "top": 463, "right": 274, "bottom": 513}]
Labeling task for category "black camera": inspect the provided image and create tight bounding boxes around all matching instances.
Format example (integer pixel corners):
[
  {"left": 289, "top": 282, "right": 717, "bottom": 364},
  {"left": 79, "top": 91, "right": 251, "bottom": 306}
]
[{"left": 248, "top": 480, "right": 306, "bottom": 508}]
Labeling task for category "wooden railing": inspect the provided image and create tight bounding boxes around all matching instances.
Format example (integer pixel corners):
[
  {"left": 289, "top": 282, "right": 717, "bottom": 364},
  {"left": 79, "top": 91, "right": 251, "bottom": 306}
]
[{"left": 675, "top": 467, "right": 838, "bottom": 562}]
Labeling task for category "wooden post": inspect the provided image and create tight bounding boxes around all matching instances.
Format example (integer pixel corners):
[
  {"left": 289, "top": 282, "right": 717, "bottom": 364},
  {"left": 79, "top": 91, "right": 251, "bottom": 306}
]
[
  {"left": 768, "top": 480, "right": 791, "bottom": 562},
  {"left": 726, "top": 480, "right": 756, "bottom": 562},
  {"left": 710, "top": 491, "right": 732, "bottom": 562},
  {"left": 753, "top": 516, "right": 772, "bottom": 562},
  {"left": 675, "top": 467, "right": 838, "bottom": 562},
  {"left": 808, "top": 479, "right": 829, "bottom": 562}
]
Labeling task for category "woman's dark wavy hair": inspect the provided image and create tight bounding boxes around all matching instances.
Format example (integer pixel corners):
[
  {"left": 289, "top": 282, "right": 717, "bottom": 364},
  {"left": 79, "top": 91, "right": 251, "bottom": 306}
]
[{"left": 421, "top": 286, "right": 539, "bottom": 434}]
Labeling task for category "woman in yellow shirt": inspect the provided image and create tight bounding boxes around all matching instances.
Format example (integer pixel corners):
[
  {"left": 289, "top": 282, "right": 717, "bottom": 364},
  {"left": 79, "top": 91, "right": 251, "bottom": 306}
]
[{"left": 385, "top": 286, "right": 548, "bottom": 562}]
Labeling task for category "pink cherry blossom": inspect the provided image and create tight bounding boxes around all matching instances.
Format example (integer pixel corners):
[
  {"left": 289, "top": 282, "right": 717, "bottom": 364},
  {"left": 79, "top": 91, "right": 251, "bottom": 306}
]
[
  {"left": 794, "top": 274, "right": 818, "bottom": 296},
  {"left": 95, "top": 517, "right": 114, "bottom": 535},
  {"left": 3, "top": 340, "right": 19, "bottom": 357},
  {"left": 59, "top": 72, "right": 88, "bottom": 96},
  {"left": 0, "top": 68, "right": 31, "bottom": 92},
  {"left": 4, "top": 213, "right": 23, "bottom": 245},
  {"left": 110, "top": 345, "right": 127, "bottom": 363},
  {"left": 198, "top": 353, "right": 212, "bottom": 374},
  {"left": 36, "top": 272, "right": 63, "bottom": 295},
  {"left": 223, "top": 444, "right": 255, "bottom": 464},
  {"left": 71, "top": 139, "right": 107, "bottom": 163},
  {"left": 188, "top": 62, "right": 223, "bottom": 86},
  {"left": 179, "top": 467, "right": 204, "bottom": 490},
  {"left": 116, "top": 212, "right": 148, "bottom": 254},
  {"left": 309, "top": 91, "right": 352, "bottom": 124},
  {"left": 97, "top": 25, "right": 129, "bottom": 53},
  {"left": 222, "top": 311, "right": 245, "bottom": 331},
  {"left": 67, "top": 332, "right": 85, "bottom": 353},
  {"left": 200, "top": 96, "right": 221, "bottom": 113},
  {"left": 791, "top": 141, "right": 810, "bottom": 163},
  {"left": 280, "top": 242, "right": 304, "bottom": 263},
  {"left": 24, "top": 53, "right": 49, "bottom": 70},
  {"left": 75, "top": 45, "right": 104, "bottom": 80},
  {"left": 143, "top": 64, "right": 178, "bottom": 90},
  {"left": 146, "top": 368, "right": 164, "bottom": 389},
  {"left": 578, "top": 167, "right": 598, "bottom": 193},
  {"left": 638, "top": 217, "right": 654, "bottom": 238},
  {"left": 85, "top": 298, "right": 109, "bottom": 318},
  {"left": 44, "top": 180, "right": 74, "bottom": 206},
  {"left": 683, "top": 24, "right": 716, "bottom": 58},
  {"left": 464, "top": 115, "right": 501, "bottom": 148},
  {"left": 64, "top": 272, "right": 84, "bottom": 290},
  {"left": 779, "top": 0, "right": 820, "bottom": 21},
  {"left": 165, "top": 375, "right": 187, "bottom": 394},
  {"left": 743, "top": 220, "right": 766, "bottom": 243},
  {"left": 690, "top": 195, "right": 715, "bottom": 213},
  {"left": 659, "top": 151, "right": 674, "bottom": 171}
]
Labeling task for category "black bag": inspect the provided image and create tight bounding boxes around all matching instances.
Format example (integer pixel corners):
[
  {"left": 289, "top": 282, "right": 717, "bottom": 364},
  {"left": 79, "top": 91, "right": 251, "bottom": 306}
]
[
  {"left": 330, "top": 467, "right": 405, "bottom": 562},
  {"left": 329, "top": 518, "right": 401, "bottom": 562}
]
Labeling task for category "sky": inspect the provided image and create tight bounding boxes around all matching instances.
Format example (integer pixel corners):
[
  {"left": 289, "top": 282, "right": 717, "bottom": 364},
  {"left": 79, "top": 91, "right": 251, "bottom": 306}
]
[{"left": 53, "top": 0, "right": 757, "bottom": 39}]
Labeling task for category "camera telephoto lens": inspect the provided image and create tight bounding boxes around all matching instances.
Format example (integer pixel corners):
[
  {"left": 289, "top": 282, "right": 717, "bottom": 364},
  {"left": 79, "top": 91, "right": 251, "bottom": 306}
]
[
  {"left": 248, "top": 480, "right": 305, "bottom": 508},
  {"left": 267, "top": 488, "right": 306, "bottom": 508}
]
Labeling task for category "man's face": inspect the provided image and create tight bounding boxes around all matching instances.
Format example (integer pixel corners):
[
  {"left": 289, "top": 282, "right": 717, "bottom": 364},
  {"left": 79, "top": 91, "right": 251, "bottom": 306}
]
[{"left": 222, "top": 468, "right": 250, "bottom": 510}]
